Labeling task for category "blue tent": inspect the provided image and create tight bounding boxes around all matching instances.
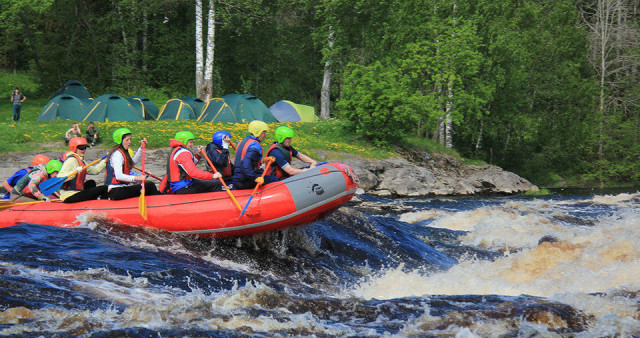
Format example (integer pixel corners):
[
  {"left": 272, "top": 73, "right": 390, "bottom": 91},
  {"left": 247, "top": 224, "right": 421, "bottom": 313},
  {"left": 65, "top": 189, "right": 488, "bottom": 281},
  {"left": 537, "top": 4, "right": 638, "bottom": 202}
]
[{"left": 269, "top": 100, "right": 318, "bottom": 122}]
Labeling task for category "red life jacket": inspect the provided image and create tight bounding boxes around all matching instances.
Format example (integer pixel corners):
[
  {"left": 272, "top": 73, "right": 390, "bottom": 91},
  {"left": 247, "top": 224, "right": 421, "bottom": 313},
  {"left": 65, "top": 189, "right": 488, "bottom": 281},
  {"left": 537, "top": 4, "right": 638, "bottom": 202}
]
[
  {"left": 168, "top": 146, "right": 196, "bottom": 183},
  {"left": 266, "top": 142, "right": 293, "bottom": 179},
  {"left": 105, "top": 148, "right": 132, "bottom": 185},
  {"left": 62, "top": 152, "right": 86, "bottom": 191}
]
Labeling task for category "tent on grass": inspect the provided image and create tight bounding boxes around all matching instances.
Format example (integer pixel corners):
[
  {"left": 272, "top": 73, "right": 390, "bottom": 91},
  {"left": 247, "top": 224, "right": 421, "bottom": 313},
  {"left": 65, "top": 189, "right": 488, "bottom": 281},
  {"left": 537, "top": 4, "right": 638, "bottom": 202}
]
[
  {"left": 269, "top": 100, "right": 318, "bottom": 122},
  {"left": 84, "top": 94, "right": 144, "bottom": 122},
  {"left": 180, "top": 96, "right": 206, "bottom": 116},
  {"left": 221, "top": 94, "right": 277, "bottom": 123},
  {"left": 51, "top": 80, "right": 92, "bottom": 99},
  {"left": 197, "top": 98, "right": 237, "bottom": 122},
  {"left": 128, "top": 96, "right": 160, "bottom": 120},
  {"left": 157, "top": 99, "right": 196, "bottom": 120},
  {"left": 37, "top": 95, "right": 92, "bottom": 121}
]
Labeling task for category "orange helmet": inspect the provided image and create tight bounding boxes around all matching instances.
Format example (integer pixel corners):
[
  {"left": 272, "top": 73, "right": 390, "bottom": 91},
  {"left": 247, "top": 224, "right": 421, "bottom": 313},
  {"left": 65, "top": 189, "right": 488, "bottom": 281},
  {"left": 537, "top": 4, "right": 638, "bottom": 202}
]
[
  {"left": 69, "top": 137, "right": 89, "bottom": 152},
  {"left": 32, "top": 154, "right": 50, "bottom": 167}
]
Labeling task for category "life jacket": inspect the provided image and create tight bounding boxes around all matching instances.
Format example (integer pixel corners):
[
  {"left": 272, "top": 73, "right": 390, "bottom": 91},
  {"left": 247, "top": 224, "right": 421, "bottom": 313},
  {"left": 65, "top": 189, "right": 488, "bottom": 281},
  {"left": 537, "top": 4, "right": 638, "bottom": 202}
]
[
  {"left": 165, "top": 145, "right": 197, "bottom": 192},
  {"left": 167, "top": 146, "right": 197, "bottom": 183},
  {"left": 266, "top": 142, "right": 293, "bottom": 179},
  {"left": 14, "top": 165, "right": 46, "bottom": 198},
  {"left": 212, "top": 148, "right": 233, "bottom": 177},
  {"left": 234, "top": 137, "right": 262, "bottom": 171},
  {"left": 62, "top": 152, "right": 86, "bottom": 191},
  {"left": 105, "top": 148, "right": 132, "bottom": 185}
]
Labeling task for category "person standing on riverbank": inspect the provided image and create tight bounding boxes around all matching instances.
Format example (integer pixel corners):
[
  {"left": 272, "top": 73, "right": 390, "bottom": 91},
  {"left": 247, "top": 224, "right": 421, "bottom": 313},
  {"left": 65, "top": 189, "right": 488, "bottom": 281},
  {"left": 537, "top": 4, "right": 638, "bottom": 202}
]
[{"left": 10, "top": 88, "right": 26, "bottom": 122}]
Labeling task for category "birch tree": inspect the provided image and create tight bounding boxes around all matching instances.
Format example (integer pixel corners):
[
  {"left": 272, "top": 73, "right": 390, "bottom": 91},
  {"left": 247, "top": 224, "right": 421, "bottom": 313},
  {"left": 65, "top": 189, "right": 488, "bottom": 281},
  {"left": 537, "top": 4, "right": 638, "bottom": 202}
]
[{"left": 580, "top": 0, "right": 640, "bottom": 161}]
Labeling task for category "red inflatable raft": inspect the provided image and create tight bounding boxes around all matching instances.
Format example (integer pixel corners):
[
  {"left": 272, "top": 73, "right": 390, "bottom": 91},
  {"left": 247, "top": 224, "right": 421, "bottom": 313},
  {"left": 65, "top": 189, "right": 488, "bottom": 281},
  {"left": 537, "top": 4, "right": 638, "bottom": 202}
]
[{"left": 0, "top": 162, "right": 358, "bottom": 237}]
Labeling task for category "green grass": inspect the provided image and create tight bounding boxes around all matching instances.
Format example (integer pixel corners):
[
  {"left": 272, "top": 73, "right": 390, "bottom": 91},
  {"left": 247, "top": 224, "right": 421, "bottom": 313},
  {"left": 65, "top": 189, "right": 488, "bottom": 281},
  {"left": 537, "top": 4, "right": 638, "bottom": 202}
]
[{"left": 0, "top": 98, "right": 394, "bottom": 159}]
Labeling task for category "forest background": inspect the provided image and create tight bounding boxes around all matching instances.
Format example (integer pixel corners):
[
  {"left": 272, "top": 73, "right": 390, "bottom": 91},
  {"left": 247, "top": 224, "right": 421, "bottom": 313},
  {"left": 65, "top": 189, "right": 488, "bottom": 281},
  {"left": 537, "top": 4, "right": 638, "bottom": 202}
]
[{"left": 1, "top": 0, "right": 639, "bottom": 187}]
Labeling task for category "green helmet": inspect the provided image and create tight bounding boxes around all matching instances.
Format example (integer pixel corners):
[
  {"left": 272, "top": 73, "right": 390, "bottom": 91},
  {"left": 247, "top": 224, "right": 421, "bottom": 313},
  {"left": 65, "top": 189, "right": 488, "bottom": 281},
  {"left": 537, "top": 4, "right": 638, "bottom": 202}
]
[
  {"left": 45, "top": 159, "right": 62, "bottom": 174},
  {"left": 248, "top": 120, "right": 269, "bottom": 137},
  {"left": 113, "top": 127, "right": 132, "bottom": 144},
  {"left": 175, "top": 131, "right": 195, "bottom": 145},
  {"left": 275, "top": 126, "right": 294, "bottom": 143}
]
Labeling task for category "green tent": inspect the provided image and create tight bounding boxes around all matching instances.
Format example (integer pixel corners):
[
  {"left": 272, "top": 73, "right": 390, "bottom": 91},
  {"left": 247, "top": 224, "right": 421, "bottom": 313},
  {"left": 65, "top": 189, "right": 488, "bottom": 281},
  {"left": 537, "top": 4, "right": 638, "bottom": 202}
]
[
  {"left": 269, "top": 100, "right": 318, "bottom": 122},
  {"left": 84, "top": 94, "right": 144, "bottom": 122},
  {"left": 157, "top": 99, "right": 196, "bottom": 120},
  {"left": 222, "top": 94, "right": 277, "bottom": 123},
  {"left": 37, "top": 95, "right": 92, "bottom": 121},
  {"left": 180, "top": 96, "right": 206, "bottom": 116},
  {"left": 198, "top": 98, "right": 238, "bottom": 122},
  {"left": 51, "top": 80, "right": 92, "bottom": 99},
  {"left": 128, "top": 96, "right": 159, "bottom": 120}
]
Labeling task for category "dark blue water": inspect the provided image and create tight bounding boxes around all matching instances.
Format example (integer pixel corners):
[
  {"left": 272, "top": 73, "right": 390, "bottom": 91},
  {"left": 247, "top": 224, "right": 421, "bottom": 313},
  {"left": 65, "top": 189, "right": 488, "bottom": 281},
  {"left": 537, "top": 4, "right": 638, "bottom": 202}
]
[{"left": 1, "top": 191, "right": 639, "bottom": 336}]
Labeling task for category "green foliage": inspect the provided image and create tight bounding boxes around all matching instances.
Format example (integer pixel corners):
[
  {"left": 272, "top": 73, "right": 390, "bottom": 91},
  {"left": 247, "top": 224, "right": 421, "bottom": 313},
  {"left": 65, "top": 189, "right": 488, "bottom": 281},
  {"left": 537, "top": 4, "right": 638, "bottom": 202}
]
[
  {"left": 337, "top": 60, "right": 418, "bottom": 146},
  {"left": 0, "top": 70, "right": 41, "bottom": 94}
]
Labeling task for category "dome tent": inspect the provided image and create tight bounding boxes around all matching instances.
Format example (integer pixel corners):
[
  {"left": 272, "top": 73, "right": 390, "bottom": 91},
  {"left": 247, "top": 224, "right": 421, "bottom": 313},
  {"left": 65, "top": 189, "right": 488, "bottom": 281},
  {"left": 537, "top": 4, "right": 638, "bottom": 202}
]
[
  {"left": 84, "top": 94, "right": 144, "bottom": 122},
  {"left": 157, "top": 99, "right": 196, "bottom": 120},
  {"left": 198, "top": 98, "right": 237, "bottom": 122},
  {"left": 221, "top": 94, "right": 277, "bottom": 123},
  {"left": 180, "top": 96, "right": 206, "bottom": 116},
  {"left": 37, "top": 95, "right": 92, "bottom": 121},
  {"left": 269, "top": 100, "right": 318, "bottom": 122},
  {"left": 51, "top": 80, "right": 92, "bottom": 99},
  {"left": 128, "top": 96, "right": 160, "bottom": 120}
]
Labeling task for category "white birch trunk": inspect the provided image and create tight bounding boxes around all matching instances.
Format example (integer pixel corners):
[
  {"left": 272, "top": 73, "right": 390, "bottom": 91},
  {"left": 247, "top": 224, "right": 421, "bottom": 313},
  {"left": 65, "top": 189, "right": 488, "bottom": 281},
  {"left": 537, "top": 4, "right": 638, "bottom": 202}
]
[
  {"left": 195, "top": 0, "right": 204, "bottom": 98},
  {"left": 142, "top": 9, "right": 148, "bottom": 71},
  {"left": 320, "top": 28, "right": 334, "bottom": 119},
  {"left": 202, "top": 0, "right": 215, "bottom": 102},
  {"left": 445, "top": 78, "right": 453, "bottom": 149}
]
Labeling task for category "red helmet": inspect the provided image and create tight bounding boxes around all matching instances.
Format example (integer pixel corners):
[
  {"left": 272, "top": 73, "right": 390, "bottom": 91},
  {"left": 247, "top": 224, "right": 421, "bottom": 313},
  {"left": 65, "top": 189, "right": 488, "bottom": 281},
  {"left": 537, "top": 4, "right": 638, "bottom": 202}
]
[
  {"left": 69, "top": 137, "right": 89, "bottom": 152},
  {"left": 32, "top": 154, "right": 50, "bottom": 167}
]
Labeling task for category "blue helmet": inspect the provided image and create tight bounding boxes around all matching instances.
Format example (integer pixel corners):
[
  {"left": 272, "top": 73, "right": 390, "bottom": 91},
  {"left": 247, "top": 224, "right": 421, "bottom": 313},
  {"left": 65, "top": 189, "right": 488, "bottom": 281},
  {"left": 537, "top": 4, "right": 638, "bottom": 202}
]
[{"left": 212, "top": 130, "right": 231, "bottom": 147}]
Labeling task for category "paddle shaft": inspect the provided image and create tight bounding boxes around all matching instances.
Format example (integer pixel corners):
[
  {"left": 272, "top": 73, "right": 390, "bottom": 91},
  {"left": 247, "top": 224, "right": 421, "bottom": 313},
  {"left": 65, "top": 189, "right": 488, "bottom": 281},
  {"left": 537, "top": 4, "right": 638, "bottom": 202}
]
[
  {"left": 0, "top": 198, "right": 61, "bottom": 211},
  {"left": 200, "top": 148, "right": 242, "bottom": 212},
  {"left": 239, "top": 159, "right": 273, "bottom": 217},
  {"left": 133, "top": 166, "right": 162, "bottom": 181},
  {"left": 139, "top": 142, "right": 147, "bottom": 220},
  {"left": 39, "top": 155, "right": 107, "bottom": 196}
]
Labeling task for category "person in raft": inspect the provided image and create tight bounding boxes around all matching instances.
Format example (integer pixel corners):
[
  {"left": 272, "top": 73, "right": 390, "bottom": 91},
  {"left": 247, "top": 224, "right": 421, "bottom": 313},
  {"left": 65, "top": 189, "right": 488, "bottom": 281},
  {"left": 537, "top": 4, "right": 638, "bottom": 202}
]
[
  {"left": 106, "top": 128, "right": 160, "bottom": 200},
  {"left": 9, "top": 159, "right": 62, "bottom": 203},
  {"left": 266, "top": 126, "right": 318, "bottom": 180},
  {"left": 58, "top": 137, "right": 108, "bottom": 203},
  {"left": 205, "top": 130, "right": 234, "bottom": 185},
  {"left": 2, "top": 154, "right": 50, "bottom": 199},
  {"left": 167, "top": 131, "right": 223, "bottom": 194},
  {"left": 231, "top": 120, "right": 277, "bottom": 190}
]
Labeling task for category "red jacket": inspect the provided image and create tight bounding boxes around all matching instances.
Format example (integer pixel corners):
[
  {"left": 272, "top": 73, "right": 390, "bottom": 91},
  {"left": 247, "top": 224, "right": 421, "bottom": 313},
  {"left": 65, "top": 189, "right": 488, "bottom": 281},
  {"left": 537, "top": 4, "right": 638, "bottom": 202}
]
[{"left": 168, "top": 139, "right": 214, "bottom": 182}]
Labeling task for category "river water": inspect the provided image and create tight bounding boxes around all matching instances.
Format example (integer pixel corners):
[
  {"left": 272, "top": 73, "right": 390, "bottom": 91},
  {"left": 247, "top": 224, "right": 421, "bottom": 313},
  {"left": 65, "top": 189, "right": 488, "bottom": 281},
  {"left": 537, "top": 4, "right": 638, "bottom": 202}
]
[{"left": 0, "top": 190, "right": 639, "bottom": 336}]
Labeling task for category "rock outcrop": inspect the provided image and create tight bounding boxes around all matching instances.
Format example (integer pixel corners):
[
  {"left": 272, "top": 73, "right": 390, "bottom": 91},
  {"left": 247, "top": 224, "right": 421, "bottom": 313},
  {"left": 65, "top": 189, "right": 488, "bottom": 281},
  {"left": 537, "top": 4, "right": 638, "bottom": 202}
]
[{"left": 338, "top": 151, "right": 538, "bottom": 197}]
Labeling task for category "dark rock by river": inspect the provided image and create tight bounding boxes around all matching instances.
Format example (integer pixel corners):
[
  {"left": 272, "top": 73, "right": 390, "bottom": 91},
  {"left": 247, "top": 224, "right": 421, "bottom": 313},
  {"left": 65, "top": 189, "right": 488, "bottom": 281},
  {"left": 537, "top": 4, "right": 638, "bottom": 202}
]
[{"left": 334, "top": 150, "right": 539, "bottom": 197}]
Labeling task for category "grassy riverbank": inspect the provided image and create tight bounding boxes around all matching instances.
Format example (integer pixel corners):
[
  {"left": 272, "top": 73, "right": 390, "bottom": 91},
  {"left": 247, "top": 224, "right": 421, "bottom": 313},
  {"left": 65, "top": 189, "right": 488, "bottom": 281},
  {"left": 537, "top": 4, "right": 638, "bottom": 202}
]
[{"left": 0, "top": 99, "right": 400, "bottom": 159}]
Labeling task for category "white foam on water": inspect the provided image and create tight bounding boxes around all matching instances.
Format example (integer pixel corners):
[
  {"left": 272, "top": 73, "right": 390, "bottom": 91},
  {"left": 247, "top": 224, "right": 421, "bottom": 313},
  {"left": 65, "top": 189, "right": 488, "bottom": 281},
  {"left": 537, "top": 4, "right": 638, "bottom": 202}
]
[
  {"left": 0, "top": 265, "right": 358, "bottom": 336},
  {"left": 351, "top": 198, "right": 640, "bottom": 330}
]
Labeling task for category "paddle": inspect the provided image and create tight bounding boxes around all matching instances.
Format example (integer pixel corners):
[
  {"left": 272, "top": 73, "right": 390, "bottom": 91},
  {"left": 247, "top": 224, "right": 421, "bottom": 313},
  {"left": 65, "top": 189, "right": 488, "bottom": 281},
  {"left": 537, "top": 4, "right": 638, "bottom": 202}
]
[
  {"left": 239, "top": 157, "right": 274, "bottom": 218},
  {"left": 139, "top": 141, "right": 147, "bottom": 220},
  {"left": 200, "top": 148, "right": 242, "bottom": 212},
  {"left": 0, "top": 198, "right": 61, "bottom": 211},
  {"left": 40, "top": 155, "right": 107, "bottom": 196},
  {"left": 133, "top": 166, "right": 162, "bottom": 181}
]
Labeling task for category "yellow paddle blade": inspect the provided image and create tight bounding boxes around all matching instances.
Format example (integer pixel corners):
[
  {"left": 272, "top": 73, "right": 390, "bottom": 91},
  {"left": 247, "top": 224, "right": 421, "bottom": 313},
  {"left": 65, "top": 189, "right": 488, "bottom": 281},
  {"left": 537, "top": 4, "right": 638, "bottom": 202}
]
[{"left": 138, "top": 190, "right": 147, "bottom": 220}]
